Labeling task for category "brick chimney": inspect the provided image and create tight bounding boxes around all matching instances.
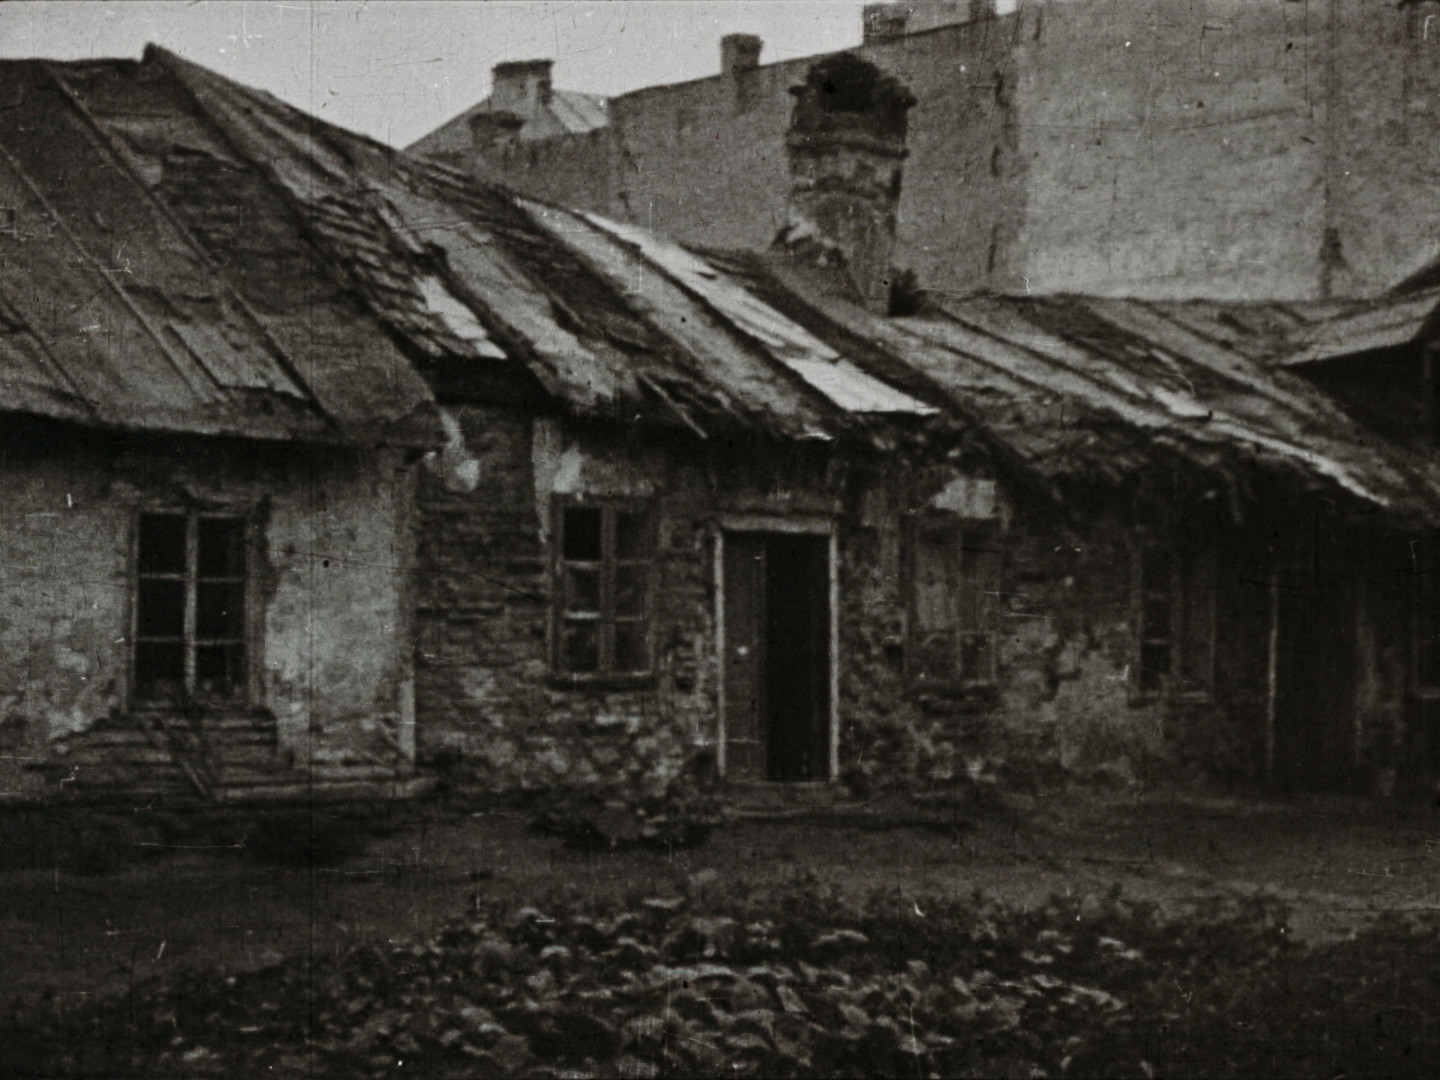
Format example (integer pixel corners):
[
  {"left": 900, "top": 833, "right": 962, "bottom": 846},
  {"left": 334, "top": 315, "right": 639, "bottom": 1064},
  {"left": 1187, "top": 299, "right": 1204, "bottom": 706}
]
[
  {"left": 489, "top": 59, "right": 554, "bottom": 118},
  {"left": 862, "top": 2, "right": 910, "bottom": 42},
  {"left": 720, "top": 34, "right": 763, "bottom": 77},
  {"left": 776, "top": 54, "right": 915, "bottom": 313},
  {"left": 469, "top": 111, "right": 524, "bottom": 185}
]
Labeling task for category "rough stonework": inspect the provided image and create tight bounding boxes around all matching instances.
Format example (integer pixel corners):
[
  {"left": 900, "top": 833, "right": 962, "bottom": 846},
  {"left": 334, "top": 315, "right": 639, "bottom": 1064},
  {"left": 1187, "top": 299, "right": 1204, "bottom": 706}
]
[{"left": 415, "top": 407, "right": 1386, "bottom": 799}]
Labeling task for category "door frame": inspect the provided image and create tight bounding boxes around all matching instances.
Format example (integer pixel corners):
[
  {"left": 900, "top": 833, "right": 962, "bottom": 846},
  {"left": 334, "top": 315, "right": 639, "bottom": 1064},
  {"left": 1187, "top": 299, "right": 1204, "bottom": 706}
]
[{"left": 714, "top": 513, "right": 839, "bottom": 781}]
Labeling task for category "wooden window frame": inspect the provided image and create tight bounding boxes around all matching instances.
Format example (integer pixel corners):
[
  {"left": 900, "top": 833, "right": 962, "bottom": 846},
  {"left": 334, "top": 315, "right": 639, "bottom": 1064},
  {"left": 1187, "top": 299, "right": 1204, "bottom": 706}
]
[
  {"left": 1130, "top": 532, "right": 1217, "bottom": 705},
  {"left": 549, "top": 497, "right": 657, "bottom": 689},
  {"left": 905, "top": 513, "right": 1003, "bottom": 695},
  {"left": 130, "top": 508, "right": 258, "bottom": 710}
]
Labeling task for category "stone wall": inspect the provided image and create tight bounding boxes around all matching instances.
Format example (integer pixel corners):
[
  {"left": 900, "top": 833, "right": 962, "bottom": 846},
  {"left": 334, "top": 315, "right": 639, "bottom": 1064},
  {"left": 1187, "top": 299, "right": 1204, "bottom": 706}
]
[
  {"left": 0, "top": 419, "right": 415, "bottom": 798},
  {"left": 835, "top": 478, "right": 1268, "bottom": 792},
  {"left": 414, "top": 407, "right": 715, "bottom": 795},
  {"left": 414, "top": 408, "right": 1223, "bottom": 797}
]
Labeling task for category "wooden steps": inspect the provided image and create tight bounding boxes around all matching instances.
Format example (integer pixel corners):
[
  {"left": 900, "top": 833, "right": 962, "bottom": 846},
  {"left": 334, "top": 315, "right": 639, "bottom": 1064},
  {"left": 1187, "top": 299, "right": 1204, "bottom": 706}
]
[{"left": 37, "top": 715, "right": 430, "bottom": 805}]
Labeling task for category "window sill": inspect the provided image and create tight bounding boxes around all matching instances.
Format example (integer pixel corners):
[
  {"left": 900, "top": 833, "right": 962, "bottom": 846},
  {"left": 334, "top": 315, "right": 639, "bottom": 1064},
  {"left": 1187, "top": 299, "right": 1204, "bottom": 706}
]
[
  {"left": 124, "top": 703, "right": 266, "bottom": 719},
  {"left": 546, "top": 673, "right": 659, "bottom": 693},
  {"left": 910, "top": 683, "right": 1000, "bottom": 712},
  {"left": 1128, "top": 690, "right": 1215, "bottom": 708}
]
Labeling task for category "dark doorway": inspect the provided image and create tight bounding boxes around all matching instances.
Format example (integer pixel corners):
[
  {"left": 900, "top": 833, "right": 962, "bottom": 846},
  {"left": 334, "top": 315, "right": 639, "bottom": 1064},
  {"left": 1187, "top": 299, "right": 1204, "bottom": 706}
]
[
  {"left": 722, "top": 531, "right": 831, "bottom": 781},
  {"left": 1272, "top": 568, "right": 1358, "bottom": 789}
]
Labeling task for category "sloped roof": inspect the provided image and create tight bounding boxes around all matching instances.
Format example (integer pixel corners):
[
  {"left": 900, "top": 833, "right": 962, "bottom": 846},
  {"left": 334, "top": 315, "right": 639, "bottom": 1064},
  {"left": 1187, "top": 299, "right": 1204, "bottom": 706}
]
[
  {"left": 136, "top": 48, "right": 938, "bottom": 448},
  {"left": 715, "top": 252, "right": 1440, "bottom": 524},
  {"left": 1271, "top": 287, "right": 1440, "bottom": 367},
  {"left": 0, "top": 59, "right": 441, "bottom": 448},
  {"left": 7, "top": 48, "right": 1438, "bottom": 524},
  {"left": 406, "top": 89, "right": 608, "bottom": 164}
]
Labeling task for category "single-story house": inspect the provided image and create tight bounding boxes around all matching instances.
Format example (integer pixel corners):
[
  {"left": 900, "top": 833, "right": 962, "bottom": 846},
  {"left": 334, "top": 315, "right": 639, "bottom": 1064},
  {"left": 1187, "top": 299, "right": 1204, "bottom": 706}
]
[
  {"left": 0, "top": 57, "right": 443, "bottom": 803},
  {"left": 138, "top": 49, "right": 1440, "bottom": 800},
  {"left": 9, "top": 47, "right": 1440, "bottom": 806}
]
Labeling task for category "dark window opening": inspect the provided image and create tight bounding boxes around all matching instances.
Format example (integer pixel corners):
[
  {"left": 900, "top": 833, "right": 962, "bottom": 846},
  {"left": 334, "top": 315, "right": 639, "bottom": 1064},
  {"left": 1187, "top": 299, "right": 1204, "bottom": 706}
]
[
  {"left": 552, "top": 501, "right": 654, "bottom": 682},
  {"left": 1133, "top": 535, "right": 1216, "bottom": 700},
  {"left": 1413, "top": 534, "right": 1440, "bottom": 693},
  {"left": 887, "top": 268, "right": 925, "bottom": 317},
  {"left": 134, "top": 511, "right": 249, "bottom": 706},
  {"left": 908, "top": 517, "right": 1002, "bottom": 692}
]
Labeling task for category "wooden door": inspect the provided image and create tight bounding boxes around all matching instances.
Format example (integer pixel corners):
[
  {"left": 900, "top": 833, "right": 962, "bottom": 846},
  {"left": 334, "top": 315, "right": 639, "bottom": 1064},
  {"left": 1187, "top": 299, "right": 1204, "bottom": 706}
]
[
  {"left": 723, "top": 534, "right": 767, "bottom": 780},
  {"left": 763, "top": 534, "right": 831, "bottom": 780},
  {"left": 722, "top": 532, "right": 831, "bottom": 781}
]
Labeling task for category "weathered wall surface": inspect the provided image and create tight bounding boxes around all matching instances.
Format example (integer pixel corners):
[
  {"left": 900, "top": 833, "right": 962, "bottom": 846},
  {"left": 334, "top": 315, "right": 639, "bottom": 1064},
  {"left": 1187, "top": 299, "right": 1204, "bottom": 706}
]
[
  {"left": 464, "top": 0, "right": 1440, "bottom": 301},
  {"left": 415, "top": 407, "right": 715, "bottom": 795},
  {"left": 1014, "top": 0, "right": 1440, "bottom": 300},
  {"left": 1327, "top": 0, "right": 1440, "bottom": 295},
  {"left": 0, "top": 421, "right": 414, "bottom": 797},
  {"left": 1012, "top": 0, "right": 1325, "bottom": 299},
  {"left": 415, "top": 408, "right": 1233, "bottom": 797},
  {"left": 478, "top": 17, "right": 1023, "bottom": 301},
  {"left": 835, "top": 479, "right": 1267, "bottom": 792}
]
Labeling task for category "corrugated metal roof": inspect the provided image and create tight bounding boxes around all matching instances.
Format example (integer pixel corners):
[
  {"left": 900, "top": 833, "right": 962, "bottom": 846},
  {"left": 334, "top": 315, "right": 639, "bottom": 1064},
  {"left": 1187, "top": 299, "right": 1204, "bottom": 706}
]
[
  {"left": 417, "top": 276, "right": 509, "bottom": 360},
  {"left": 743, "top": 255, "right": 1440, "bottom": 523},
  {"left": 547, "top": 91, "right": 609, "bottom": 136},
  {"left": 135, "top": 48, "right": 933, "bottom": 443},
  {"left": 578, "top": 212, "right": 936, "bottom": 417}
]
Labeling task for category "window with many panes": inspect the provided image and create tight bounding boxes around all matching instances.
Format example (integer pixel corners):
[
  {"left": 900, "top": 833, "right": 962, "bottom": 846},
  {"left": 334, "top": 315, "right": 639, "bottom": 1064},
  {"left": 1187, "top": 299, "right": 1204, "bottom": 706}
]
[
  {"left": 908, "top": 517, "right": 1003, "bottom": 692},
  {"left": 552, "top": 501, "right": 653, "bottom": 682},
  {"left": 133, "top": 511, "right": 250, "bottom": 706},
  {"left": 1133, "top": 535, "right": 1216, "bottom": 700}
]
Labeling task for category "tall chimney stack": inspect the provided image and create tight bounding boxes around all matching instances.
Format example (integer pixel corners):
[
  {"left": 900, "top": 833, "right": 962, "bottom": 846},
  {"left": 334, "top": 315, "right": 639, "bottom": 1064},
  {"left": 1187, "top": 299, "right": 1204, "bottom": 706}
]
[
  {"left": 489, "top": 59, "right": 554, "bottom": 118},
  {"left": 777, "top": 55, "right": 915, "bottom": 313},
  {"left": 862, "top": 3, "right": 911, "bottom": 43},
  {"left": 469, "top": 111, "right": 525, "bottom": 186},
  {"left": 720, "top": 34, "right": 763, "bottom": 78}
]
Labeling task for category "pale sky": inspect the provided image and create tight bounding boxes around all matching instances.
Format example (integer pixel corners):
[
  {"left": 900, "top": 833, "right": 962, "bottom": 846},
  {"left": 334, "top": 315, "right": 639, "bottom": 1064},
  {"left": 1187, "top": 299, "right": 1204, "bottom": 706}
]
[{"left": 0, "top": 1, "right": 867, "bottom": 148}]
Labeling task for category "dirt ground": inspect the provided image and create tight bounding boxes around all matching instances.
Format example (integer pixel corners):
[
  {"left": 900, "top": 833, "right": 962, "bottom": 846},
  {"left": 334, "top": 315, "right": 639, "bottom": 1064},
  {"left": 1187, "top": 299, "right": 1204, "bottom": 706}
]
[{"left": 3, "top": 788, "right": 1439, "bottom": 1010}]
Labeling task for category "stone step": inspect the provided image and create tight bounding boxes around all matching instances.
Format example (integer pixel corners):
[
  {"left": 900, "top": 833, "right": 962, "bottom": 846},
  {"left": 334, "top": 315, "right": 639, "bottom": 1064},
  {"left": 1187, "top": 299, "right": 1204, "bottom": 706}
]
[
  {"left": 213, "top": 773, "right": 438, "bottom": 804},
  {"left": 68, "top": 726, "right": 275, "bottom": 749},
  {"left": 724, "top": 780, "right": 853, "bottom": 806},
  {"left": 59, "top": 740, "right": 277, "bottom": 761}
]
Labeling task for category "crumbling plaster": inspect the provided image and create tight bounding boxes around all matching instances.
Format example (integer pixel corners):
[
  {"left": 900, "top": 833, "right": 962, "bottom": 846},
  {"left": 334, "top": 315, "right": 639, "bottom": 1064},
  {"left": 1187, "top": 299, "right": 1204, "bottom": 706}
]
[
  {"left": 415, "top": 407, "right": 1212, "bottom": 796},
  {"left": 0, "top": 423, "right": 415, "bottom": 796}
]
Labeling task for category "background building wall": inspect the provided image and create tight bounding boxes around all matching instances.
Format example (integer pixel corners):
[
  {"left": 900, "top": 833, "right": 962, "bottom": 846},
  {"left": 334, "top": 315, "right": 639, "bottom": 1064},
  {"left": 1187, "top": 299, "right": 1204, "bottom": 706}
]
[
  {"left": 478, "top": 17, "right": 1022, "bottom": 302},
  {"left": 1012, "top": 0, "right": 1325, "bottom": 299},
  {"left": 462, "top": 0, "right": 1440, "bottom": 302}
]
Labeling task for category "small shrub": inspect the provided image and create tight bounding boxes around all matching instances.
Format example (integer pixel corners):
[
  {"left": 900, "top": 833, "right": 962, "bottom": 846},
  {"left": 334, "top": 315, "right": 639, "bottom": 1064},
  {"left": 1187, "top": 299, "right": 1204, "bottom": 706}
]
[{"left": 530, "top": 754, "right": 723, "bottom": 852}]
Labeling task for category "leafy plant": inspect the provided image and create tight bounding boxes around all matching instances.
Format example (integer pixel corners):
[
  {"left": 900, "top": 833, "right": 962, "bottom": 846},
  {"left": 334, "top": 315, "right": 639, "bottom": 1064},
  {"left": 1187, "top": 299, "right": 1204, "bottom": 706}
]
[
  {"left": 5, "top": 878, "right": 1437, "bottom": 1079},
  {"left": 529, "top": 762, "right": 723, "bottom": 852}
]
